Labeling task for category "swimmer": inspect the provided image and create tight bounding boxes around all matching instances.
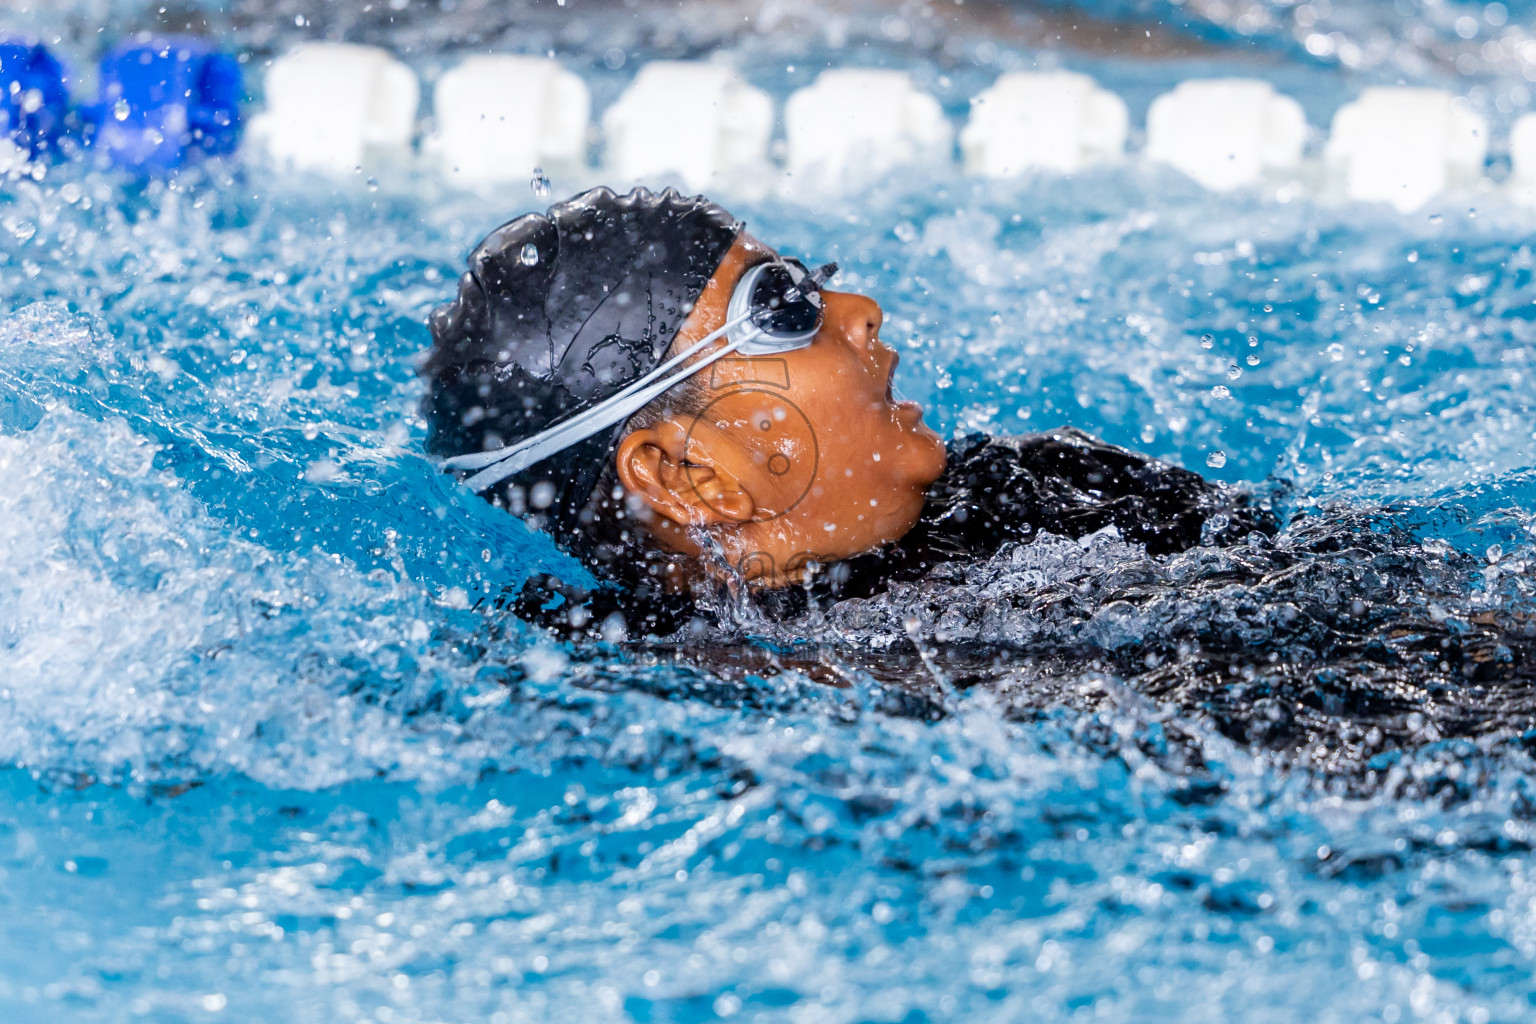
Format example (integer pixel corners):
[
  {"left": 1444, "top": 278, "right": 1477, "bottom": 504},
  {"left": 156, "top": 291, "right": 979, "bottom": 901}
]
[{"left": 421, "top": 187, "right": 1275, "bottom": 638}]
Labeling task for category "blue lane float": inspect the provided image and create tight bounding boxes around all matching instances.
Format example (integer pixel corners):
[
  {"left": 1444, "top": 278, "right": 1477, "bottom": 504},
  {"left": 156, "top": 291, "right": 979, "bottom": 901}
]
[
  {"left": 86, "top": 35, "right": 242, "bottom": 171},
  {"left": 0, "top": 39, "right": 69, "bottom": 158}
]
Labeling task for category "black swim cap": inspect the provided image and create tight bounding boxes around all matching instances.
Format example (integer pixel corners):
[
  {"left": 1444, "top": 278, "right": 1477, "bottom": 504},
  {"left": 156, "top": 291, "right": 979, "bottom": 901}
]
[{"left": 421, "top": 186, "right": 741, "bottom": 559}]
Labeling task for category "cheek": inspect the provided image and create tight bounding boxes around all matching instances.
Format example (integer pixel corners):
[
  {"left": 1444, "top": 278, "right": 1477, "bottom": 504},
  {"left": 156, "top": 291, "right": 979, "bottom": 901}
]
[
  {"left": 820, "top": 451, "right": 929, "bottom": 523},
  {"left": 774, "top": 356, "right": 940, "bottom": 491}
]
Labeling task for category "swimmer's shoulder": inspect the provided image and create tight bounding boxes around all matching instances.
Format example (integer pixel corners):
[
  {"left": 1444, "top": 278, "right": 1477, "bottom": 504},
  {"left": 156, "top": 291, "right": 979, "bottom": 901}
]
[
  {"left": 943, "top": 427, "right": 1278, "bottom": 550},
  {"left": 945, "top": 427, "right": 1168, "bottom": 486}
]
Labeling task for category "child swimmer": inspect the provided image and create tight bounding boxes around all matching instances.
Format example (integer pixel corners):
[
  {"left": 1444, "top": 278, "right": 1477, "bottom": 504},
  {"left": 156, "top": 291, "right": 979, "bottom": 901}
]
[{"left": 422, "top": 187, "right": 1275, "bottom": 638}]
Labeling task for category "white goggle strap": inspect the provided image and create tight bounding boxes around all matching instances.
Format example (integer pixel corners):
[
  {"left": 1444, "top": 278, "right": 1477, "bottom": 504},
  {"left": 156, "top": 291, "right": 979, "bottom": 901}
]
[
  {"left": 440, "top": 308, "right": 755, "bottom": 475},
  {"left": 460, "top": 335, "right": 753, "bottom": 494},
  {"left": 445, "top": 312, "right": 762, "bottom": 494}
]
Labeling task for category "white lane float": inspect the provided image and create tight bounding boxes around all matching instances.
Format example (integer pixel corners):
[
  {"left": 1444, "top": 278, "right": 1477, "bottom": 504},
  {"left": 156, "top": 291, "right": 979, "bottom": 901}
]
[
  {"left": 252, "top": 42, "right": 420, "bottom": 175},
  {"left": 1145, "top": 79, "right": 1306, "bottom": 191},
  {"left": 429, "top": 55, "right": 589, "bottom": 185},
  {"left": 960, "top": 71, "right": 1127, "bottom": 177},
  {"left": 1324, "top": 87, "right": 1487, "bottom": 213},
  {"left": 232, "top": 44, "right": 1525, "bottom": 220},
  {"left": 601, "top": 61, "right": 772, "bottom": 190},
  {"left": 784, "top": 69, "right": 951, "bottom": 186}
]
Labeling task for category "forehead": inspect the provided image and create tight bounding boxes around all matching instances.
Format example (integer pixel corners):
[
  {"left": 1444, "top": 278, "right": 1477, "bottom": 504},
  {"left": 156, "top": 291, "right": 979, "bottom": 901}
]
[{"left": 715, "top": 232, "right": 778, "bottom": 284}]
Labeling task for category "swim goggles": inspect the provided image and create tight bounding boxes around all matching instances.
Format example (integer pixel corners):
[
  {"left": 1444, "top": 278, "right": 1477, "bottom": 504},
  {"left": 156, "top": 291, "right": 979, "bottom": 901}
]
[{"left": 442, "top": 257, "right": 838, "bottom": 494}]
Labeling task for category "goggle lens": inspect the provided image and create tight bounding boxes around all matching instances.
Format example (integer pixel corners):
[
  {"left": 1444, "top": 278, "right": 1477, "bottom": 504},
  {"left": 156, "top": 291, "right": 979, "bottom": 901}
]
[{"left": 748, "top": 259, "right": 823, "bottom": 337}]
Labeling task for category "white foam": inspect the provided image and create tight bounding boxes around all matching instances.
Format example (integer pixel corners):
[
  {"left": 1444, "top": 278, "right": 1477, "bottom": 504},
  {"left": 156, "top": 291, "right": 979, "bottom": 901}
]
[
  {"left": 251, "top": 43, "right": 420, "bottom": 175},
  {"left": 429, "top": 55, "right": 589, "bottom": 185},
  {"left": 784, "top": 69, "right": 951, "bottom": 186},
  {"left": 1324, "top": 87, "right": 1486, "bottom": 213},
  {"left": 960, "top": 71, "right": 1127, "bottom": 177},
  {"left": 601, "top": 61, "right": 772, "bottom": 190},
  {"left": 1145, "top": 79, "right": 1306, "bottom": 192},
  {"left": 0, "top": 136, "right": 27, "bottom": 177}
]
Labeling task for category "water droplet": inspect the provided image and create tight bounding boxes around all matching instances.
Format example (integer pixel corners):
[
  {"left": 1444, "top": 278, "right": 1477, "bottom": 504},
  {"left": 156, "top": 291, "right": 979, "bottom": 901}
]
[
  {"left": 1206, "top": 451, "right": 1227, "bottom": 468},
  {"left": 1487, "top": 544, "right": 1503, "bottom": 564},
  {"left": 520, "top": 243, "right": 539, "bottom": 266},
  {"left": 530, "top": 167, "right": 551, "bottom": 197},
  {"left": 1199, "top": 334, "right": 1214, "bottom": 349},
  {"left": 112, "top": 98, "right": 131, "bottom": 121},
  {"left": 1226, "top": 364, "right": 1242, "bottom": 380}
]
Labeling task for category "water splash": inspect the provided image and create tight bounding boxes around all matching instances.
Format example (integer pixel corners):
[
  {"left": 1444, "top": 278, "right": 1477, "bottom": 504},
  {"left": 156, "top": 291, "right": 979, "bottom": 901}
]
[{"left": 0, "top": 4, "right": 1531, "bottom": 1020}]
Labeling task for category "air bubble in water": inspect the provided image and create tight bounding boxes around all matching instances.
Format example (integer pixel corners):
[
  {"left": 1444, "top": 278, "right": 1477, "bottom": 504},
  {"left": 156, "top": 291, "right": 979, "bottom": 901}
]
[
  {"left": 1206, "top": 450, "right": 1227, "bottom": 468},
  {"left": 530, "top": 167, "right": 551, "bottom": 197},
  {"left": 520, "top": 243, "right": 539, "bottom": 266}
]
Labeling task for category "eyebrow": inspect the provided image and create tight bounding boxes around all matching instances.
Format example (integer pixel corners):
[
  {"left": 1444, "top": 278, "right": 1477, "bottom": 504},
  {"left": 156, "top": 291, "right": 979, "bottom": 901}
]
[{"left": 744, "top": 252, "right": 807, "bottom": 274}]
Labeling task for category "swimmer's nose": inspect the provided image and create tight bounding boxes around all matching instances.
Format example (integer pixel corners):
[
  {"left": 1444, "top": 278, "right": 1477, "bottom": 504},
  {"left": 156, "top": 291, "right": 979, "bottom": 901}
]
[{"left": 826, "top": 292, "right": 887, "bottom": 361}]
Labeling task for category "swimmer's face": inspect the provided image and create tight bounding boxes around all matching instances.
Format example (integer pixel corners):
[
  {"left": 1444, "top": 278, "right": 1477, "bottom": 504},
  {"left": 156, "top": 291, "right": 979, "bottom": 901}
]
[{"left": 615, "top": 235, "right": 948, "bottom": 586}]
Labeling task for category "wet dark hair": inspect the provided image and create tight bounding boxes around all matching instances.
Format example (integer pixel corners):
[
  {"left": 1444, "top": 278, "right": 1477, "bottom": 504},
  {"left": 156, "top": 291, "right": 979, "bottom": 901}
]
[{"left": 420, "top": 186, "right": 740, "bottom": 582}]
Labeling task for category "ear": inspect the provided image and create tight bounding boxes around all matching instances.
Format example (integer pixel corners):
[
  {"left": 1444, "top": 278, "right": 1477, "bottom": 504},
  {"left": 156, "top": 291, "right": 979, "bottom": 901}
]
[{"left": 615, "top": 421, "right": 756, "bottom": 528}]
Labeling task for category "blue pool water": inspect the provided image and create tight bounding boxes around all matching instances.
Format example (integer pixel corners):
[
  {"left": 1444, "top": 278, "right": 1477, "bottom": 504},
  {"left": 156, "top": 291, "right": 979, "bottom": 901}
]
[{"left": 1, "top": 2, "right": 1536, "bottom": 1021}]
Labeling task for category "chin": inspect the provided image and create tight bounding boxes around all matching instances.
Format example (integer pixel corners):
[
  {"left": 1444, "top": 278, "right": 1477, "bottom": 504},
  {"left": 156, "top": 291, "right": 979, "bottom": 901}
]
[
  {"left": 906, "top": 425, "right": 948, "bottom": 485},
  {"left": 874, "top": 488, "right": 930, "bottom": 548},
  {"left": 889, "top": 407, "right": 947, "bottom": 481}
]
